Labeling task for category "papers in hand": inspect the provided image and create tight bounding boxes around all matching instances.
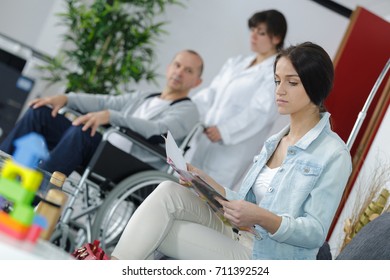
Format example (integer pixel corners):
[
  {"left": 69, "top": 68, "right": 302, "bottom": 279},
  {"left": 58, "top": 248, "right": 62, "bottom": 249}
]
[
  {"left": 164, "top": 131, "right": 261, "bottom": 239},
  {"left": 165, "top": 131, "right": 187, "bottom": 171}
]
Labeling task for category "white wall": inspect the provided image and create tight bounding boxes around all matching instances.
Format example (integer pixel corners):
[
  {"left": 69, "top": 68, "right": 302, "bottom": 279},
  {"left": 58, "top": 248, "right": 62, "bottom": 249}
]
[
  {"left": 136, "top": 0, "right": 349, "bottom": 93},
  {"left": 0, "top": 0, "right": 65, "bottom": 57},
  {"left": 0, "top": 0, "right": 349, "bottom": 92},
  {"left": 0, "top": 0, "right": 68, "bottom": 114}
]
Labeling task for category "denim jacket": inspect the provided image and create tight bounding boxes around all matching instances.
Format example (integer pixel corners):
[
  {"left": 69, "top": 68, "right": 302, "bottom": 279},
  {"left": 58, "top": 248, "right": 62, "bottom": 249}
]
[{"left": 225, "top": 113, "right": 352, "bottom": 259}]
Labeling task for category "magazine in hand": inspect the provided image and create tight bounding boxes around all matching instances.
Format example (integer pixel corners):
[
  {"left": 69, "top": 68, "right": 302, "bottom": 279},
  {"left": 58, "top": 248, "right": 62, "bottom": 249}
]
[
  {"left": 164, "top": 131, "right": 241, "bottom": 229},
  {"left": 166, "top": 157, "right": 229, "bottom": 223}
]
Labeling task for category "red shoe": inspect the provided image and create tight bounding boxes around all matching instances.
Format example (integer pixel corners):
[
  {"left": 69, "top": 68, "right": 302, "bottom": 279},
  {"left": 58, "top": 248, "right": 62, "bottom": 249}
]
[{"left": 71, "top": 240, "right": 109, "bottom": 260}]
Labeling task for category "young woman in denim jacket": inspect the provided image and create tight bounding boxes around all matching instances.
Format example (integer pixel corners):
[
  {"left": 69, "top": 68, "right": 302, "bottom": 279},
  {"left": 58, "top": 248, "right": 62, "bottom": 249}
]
[{"left": 108, "top": 42, "right": 352, "bottom": 260}]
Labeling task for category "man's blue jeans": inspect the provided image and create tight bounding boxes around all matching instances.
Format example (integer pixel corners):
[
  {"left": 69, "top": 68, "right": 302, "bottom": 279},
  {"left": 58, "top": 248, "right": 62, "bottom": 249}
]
[{"left": 0, "top": 106, "right": 102, "bottom": 176}]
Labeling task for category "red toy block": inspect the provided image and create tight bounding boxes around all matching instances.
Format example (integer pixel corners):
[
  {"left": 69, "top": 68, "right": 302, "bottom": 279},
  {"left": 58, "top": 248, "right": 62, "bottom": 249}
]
[{"left": 26, "top": 224, "right": 43, "bottom": 243}]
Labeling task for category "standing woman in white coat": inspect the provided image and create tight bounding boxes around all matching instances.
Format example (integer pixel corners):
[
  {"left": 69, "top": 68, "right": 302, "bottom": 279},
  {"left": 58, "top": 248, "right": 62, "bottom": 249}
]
[{"left": 189, "top": 10, "right": 288, "bottom": 189}]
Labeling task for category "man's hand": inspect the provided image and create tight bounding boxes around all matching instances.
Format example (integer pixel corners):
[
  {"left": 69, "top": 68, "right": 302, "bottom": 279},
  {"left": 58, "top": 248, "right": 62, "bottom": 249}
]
[
  {"left": 29, "top": 95, "right": 68, "bottom": 117},
  {"left": 72, "top": 110, "right": 110, "bottom": 137},
  {"left": 204, "top": 126, "right": 222, "bottom": 142}
]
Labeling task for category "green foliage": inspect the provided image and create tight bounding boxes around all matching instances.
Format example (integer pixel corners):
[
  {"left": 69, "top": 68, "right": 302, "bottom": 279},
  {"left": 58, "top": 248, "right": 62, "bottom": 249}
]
[{"left": 38, "top": 0, "right": 182, "bottom": 94}]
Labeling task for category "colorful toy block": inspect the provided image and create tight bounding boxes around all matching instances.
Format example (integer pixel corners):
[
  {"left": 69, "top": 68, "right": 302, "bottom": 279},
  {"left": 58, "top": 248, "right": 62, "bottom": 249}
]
[
  {"left": 1, "top": 160, "right": 43, "bottom": 192},
  {"left": 0, "top": 177, "right": 36, "bottom": 206},
  {"left": 0, "top": 211, "right": 29, "bottom": 233},
  {"left": 0, "top": 132, "right": 50, "bottom": 243}
]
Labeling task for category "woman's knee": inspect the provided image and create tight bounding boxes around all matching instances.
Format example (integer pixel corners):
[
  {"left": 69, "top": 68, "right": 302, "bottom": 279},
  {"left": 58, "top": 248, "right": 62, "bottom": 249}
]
[
  {"left": 158, "top": 180, "right": 180, "bottom": 189},
  {"left": 154, "top": 180, "right": 198, "bottom": 208},
  {"left": 153, "top": 180, "right": 192, "bottom": 202},
  {"left": 156, "top": 180, "right": 182, "bottom": 195}
]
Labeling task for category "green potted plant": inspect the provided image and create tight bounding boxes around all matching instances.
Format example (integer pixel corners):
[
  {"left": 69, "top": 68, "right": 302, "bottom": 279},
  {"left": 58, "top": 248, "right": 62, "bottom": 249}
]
[{"left": 38, "top": 0, "right": 182, "bottom": 94}]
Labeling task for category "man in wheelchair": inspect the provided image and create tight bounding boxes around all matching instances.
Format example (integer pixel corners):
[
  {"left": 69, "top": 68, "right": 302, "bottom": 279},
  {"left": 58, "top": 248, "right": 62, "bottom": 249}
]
[{"left": 0, "top": 50, "right": 203, "bottom": 178}]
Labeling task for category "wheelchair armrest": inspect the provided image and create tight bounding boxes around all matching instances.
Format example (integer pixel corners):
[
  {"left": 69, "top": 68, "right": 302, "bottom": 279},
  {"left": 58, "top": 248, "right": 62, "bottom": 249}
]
[
  {"left": 106, "top": 127, "right": 166, "bottom": 160},
  {"left": 58, "top": 107, "right": 82, "bottom": 121},
  {"left": 59, "top": 107, "right": 166, "bottom": 158}
]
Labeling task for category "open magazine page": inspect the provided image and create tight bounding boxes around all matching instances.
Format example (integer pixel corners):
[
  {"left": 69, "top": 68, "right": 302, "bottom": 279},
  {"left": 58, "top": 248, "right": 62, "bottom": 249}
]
[
  {"left": 166, "top": 158, "right": 228, "bottom": 224},
  {"left": 164, "top": 131, "right": 259, "bottom": 238}
]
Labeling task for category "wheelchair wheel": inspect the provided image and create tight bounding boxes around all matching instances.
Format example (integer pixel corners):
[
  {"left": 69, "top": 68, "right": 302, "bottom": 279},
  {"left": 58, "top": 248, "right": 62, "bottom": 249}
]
[{"left": 91, "top": 170, "right": 177, "bottom": 254}]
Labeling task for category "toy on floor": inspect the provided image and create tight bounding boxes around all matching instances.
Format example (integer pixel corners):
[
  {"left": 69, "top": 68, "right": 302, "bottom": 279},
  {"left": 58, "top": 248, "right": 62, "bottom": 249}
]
[{"left": 0, "top": 132, "right": 50, "bottom": 242}]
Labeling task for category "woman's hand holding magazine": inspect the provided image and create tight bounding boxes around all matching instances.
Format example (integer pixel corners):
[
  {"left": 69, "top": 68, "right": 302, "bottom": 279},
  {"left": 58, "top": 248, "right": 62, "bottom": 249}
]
[
  {"left": 164, "top": 131, "right": 259, "bottom": 238},
  {"left": 215, "top": 197, "right": 260, "bottom": 237}
]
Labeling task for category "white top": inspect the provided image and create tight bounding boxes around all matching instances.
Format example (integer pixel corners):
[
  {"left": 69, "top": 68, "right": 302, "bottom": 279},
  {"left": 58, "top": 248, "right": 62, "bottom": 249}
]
[
  {"left": 253, "top": 165, "right": 279, "bottom": 204},
  {"left": 108, "top": 96, "right": 170, "bottom": 153},
  {"left": 132, "top": 97, "right": 170, "bottom": 120}
]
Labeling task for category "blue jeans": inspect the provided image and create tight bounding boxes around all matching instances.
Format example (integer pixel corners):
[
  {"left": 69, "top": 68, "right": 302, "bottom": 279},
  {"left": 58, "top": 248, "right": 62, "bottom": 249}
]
[{"left": 0, "top": 106, "right": 102, "bottom": 176}]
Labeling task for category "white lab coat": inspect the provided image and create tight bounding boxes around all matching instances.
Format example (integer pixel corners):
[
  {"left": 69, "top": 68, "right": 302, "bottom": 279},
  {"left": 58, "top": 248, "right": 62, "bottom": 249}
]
[{"left": 188, "top": 54, "right": 279, "bottom": 189}]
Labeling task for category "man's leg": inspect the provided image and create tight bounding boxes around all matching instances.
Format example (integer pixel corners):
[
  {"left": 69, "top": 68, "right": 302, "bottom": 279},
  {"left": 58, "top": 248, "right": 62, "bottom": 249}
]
[
  {"left": 0, "top": 106, "right": 102, "bottom": 176},
  {"left": 0, "top": 106, "right": 71, "bottom": 154},
  {"left": 40, "top": 124, "right": 102, "bottom": 176}
]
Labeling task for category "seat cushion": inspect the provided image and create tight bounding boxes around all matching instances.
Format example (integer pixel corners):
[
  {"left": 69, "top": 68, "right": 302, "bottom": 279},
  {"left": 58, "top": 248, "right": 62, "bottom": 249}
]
[{"left": 336, "top": 212, "right": 390, "bottom": 260}]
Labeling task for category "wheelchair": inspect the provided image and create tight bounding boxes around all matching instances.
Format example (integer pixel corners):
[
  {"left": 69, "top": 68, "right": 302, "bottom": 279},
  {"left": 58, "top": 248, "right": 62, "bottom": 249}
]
[{"left": 51, "top": 108, "right": 202, "bottom": 254}]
